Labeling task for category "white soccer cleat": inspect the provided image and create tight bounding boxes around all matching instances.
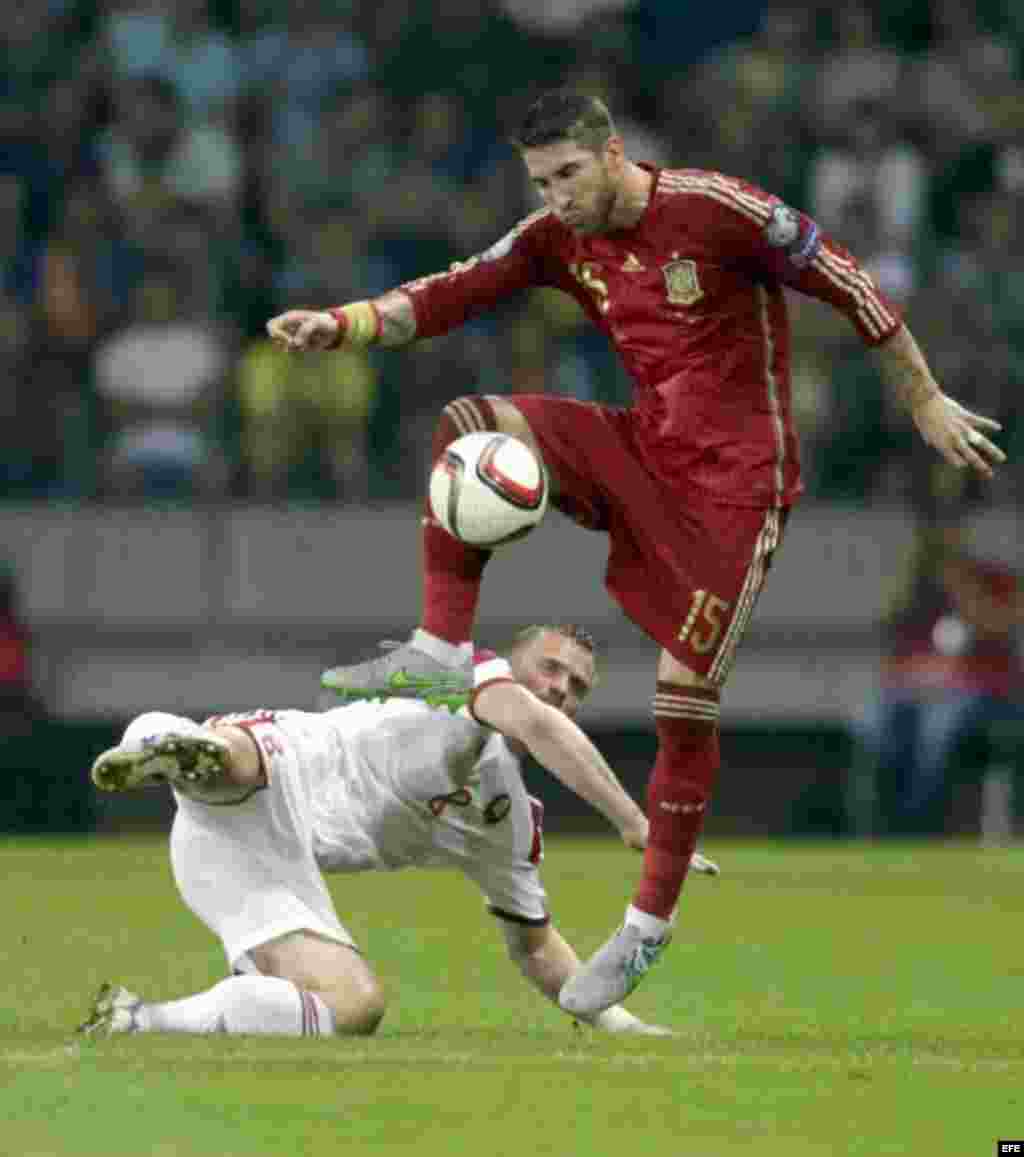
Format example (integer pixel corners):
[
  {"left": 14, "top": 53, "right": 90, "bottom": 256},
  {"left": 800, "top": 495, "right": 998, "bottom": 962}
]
[
  {"left": 77, "top": 983, "right": 144, "bottom": 1037},
  {"left": 690, "top": 850, "right": 720, "bottom": 876},
  {"left": 559, "top": 924, "right": 672, "bottom": 1017},
  {"left": 91, "top": 712, "right": 230, "bottom": 793}
]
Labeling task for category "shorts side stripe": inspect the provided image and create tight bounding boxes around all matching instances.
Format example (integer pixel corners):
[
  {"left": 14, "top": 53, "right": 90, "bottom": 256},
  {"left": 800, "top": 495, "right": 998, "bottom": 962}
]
[{"left": 708, "top": 509, "right": 779, "bottom": 685}]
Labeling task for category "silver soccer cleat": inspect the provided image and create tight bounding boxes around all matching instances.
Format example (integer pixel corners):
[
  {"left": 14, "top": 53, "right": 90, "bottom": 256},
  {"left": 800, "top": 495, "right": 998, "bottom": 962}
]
[
  {"left": 77, "top": 983, "right": 144, "bottom": 1037},
  {"left": 559, "top": 924, "right": 672, "bottom": 1017},
  {"left": 320, "top": 637, "right": 472, "bottom": 709}
]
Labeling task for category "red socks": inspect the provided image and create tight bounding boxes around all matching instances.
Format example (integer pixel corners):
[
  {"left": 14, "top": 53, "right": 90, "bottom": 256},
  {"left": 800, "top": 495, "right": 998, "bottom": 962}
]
[
  {"left": 633, "top": 683, "right": 721, "bottom": 919},
  {"left": 421, "top": 398, "right": 498, "bottom": 645}
]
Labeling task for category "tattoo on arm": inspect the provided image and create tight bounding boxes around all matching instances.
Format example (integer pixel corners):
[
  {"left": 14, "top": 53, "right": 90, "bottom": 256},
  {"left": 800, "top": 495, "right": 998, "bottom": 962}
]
[
  {"left": 373, "top": 290, "right": 418, "bottom": 347},
  {"left": 873, "top": 324, "right": 940, "bottom": 412}
]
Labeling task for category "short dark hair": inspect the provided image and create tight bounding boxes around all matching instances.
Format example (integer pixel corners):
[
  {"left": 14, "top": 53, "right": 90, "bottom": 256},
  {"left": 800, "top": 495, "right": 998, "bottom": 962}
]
[
  {"left": 504, "top": 623, "right": 597, "bottom": 659},
  {"left": 510, "top": 90, "right": 616, "bottom": 154}
]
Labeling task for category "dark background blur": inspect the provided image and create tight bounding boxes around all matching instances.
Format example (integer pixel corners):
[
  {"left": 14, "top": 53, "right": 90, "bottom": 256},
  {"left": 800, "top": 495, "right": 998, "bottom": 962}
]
[{"left": 0, "top": 0, "right": 1021, "bottom": 837}]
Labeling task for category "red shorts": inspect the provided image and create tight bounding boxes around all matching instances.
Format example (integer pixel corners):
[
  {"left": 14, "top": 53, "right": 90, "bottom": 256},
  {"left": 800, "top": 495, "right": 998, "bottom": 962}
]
[{"left": 510, "top": 394, "right": 789, "bottom": 683}]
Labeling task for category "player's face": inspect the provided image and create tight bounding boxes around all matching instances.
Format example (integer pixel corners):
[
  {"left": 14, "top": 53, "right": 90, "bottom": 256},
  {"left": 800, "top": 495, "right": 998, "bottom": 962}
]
[
  {"left": 522, "top": 137, "right": 623, "bottom": 235},
  {"left": 511, "top": 631, "right": 596, "bottom": 719}
]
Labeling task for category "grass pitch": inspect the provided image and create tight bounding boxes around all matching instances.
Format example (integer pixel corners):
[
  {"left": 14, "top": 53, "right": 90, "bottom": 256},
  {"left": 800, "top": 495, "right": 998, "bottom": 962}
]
[{"left": 2, "top": 835, "right": 1022, "bottom": 1156}]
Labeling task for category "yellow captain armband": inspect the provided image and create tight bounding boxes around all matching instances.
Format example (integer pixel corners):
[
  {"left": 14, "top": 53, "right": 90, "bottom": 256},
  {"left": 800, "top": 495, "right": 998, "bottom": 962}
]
[{"left": 327, "top": 301, "right": 382, "bottom": 347}]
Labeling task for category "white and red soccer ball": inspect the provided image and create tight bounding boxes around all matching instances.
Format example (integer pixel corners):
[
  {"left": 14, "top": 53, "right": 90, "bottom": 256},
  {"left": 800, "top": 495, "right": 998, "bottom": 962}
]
[{"left": 429, "top": 432, "right": 548, "bottom": 547}]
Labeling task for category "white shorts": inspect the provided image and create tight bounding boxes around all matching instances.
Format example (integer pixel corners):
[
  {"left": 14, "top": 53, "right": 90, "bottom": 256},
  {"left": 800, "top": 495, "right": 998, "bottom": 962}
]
[{"left": 170, "top": 707, "right": 547, "bottom": 971}]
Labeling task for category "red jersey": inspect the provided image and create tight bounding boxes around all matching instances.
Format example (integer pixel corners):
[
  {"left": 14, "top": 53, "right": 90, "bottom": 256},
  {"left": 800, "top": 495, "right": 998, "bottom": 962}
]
[{"left": 401, "top": 166, "right": 902, "bottom": 508}]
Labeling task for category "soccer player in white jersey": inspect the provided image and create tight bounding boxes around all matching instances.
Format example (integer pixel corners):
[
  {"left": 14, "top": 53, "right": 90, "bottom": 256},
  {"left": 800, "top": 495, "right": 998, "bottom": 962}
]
[{"left": 79, "top": 624, "right": 717, "bottom": 1039}]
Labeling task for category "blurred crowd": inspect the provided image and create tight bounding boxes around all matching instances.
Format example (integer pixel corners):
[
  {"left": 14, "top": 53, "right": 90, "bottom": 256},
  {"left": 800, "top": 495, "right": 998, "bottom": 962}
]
[{"left": 2, "top": 0, "right": 1023, "bottom": 506}]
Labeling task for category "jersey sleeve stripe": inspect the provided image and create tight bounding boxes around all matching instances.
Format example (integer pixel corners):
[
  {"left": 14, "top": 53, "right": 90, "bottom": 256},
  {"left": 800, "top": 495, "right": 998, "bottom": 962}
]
[
  {"left": 811, "top": 252, "right": 889, "bottom": 339},
  {"left": 815, "top": 247, "right": 901, "bottom": 332},
  {"left": 659, "top": 173, "right": 774, "bottom": 225}
]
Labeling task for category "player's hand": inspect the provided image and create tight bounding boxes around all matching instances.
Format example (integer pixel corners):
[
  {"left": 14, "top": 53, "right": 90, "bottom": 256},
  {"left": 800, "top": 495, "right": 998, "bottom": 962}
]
[
  {"left": 912, "top": 393, "right": 1005, "bottom": 479},
  {"left": 619, "top": 814, "right": 649, "bottom": 851},
  {"left": 266, "top": 309, "right": 340, "bottom": 352}
]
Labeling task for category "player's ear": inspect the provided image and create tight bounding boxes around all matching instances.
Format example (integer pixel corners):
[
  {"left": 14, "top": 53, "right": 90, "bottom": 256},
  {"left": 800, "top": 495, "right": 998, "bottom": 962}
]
[{"left": 603, "top": 135, "right": 625, "bottom": 173}]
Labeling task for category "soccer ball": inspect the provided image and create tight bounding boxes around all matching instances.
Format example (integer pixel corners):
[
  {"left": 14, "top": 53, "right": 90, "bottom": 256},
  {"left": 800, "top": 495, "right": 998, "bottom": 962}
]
[{"left": 429, "top": 432, "right": 548, "bottom": 547}]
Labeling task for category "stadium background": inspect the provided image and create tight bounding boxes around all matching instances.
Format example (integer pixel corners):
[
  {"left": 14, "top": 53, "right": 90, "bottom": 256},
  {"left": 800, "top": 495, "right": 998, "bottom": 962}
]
[{"left": 1, "top": 0, "right": 1021, "bottom": 839}]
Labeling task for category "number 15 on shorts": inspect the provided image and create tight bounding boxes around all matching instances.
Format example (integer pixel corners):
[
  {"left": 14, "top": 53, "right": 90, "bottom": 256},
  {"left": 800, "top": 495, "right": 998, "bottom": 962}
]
[{"left": 678, "top": 589, "right": 732, "bottom": 655}]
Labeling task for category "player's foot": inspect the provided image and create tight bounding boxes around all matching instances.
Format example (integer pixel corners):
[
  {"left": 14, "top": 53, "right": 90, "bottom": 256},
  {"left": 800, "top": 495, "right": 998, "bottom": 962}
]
[
  {"left": 91, "top": 713, "right": 230, "bottom": 793},
  {"left": 691, "top": 850, "right": 720, "bottom": 876},
  {"left": 320, "top": 637, "right": 472, "bottom": 709},
  {"left": 558, "top": 924, "right": 672, "bottom": 1017},
  {"left": 77, "top": 983, "right": 144, "bottom": 1037}
]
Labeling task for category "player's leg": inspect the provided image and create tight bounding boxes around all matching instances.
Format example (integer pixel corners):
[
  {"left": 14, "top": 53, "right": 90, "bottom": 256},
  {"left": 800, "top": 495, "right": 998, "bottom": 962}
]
[
  {"left": 559, "top": 652, "right": 721, "bottom": 1015},
  {"left": 320, "top": 394, "right": 546, "bottom": 700},
  {"left": 562, "top": 505, "right": 784, "bottom": 1015},
  {"left": 90, "top": 712, "right": 265, "bottom": 803},
  {"left": 82, "top": 711, "right": 382, "bottom": 1038},
  {"left": 79, "top": 931, "right": 385, "bottom": 1038},
  {"left": 499, "top": 920, "right": 671, "bottom": 1036}
]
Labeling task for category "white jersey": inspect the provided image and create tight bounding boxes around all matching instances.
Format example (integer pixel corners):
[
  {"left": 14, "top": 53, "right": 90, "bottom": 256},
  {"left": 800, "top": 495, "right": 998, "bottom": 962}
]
[{"left": 170, "top": 654, "right": 547, "bottom": 970}]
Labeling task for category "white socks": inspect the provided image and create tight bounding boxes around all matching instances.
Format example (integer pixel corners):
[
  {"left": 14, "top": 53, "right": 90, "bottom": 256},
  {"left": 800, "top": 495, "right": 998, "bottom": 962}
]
[
  {"left": 139, "top": 975, "right": 335, "bottom": 1037},
  {"left": 412, "top": 629, "right": 473, "bottom": 666},
  {"left": 624, "top": 904, "right": 672, "bottom": 940}
]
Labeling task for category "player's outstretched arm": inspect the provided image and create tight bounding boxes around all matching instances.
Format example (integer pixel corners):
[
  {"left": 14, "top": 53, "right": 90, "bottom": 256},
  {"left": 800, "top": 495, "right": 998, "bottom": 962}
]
[
  {"left": 874, "top": 324, "right": 1006, "bottom": 478},
  {"left": 473, "top": 681, "right": 648, "bottom": 851},
  {"left": 500, "top": 920, "right": 673, "bottom": 1036},
  {"left": 266, "top": 289, "right": 418, "bottom": 352}
]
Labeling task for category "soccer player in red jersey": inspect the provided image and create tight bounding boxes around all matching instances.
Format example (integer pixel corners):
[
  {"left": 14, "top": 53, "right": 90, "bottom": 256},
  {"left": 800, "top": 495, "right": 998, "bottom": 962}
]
[{"left": 266, "top": 91, "right": 1006, "bottom": 1015}]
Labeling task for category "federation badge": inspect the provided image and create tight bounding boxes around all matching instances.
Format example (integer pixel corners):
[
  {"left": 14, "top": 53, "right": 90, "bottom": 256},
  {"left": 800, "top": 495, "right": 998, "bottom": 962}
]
[{"left": 661, "top": 258, "right": 703, "bottom": 306}]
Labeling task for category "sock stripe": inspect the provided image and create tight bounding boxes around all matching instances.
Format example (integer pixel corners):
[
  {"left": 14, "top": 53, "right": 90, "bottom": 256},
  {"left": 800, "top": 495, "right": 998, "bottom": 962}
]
[
  {"left": 652, "top": 687, "right": 720, "bottom": 723},
  {"left": 652, "top": 700, "right": 720, "bottom": 722},
  {"left": 297, "top": 988, "right": 320, "bottom": 1037},
  {"left": 447, "top": 397, "right": 488, "bottom": 436}
]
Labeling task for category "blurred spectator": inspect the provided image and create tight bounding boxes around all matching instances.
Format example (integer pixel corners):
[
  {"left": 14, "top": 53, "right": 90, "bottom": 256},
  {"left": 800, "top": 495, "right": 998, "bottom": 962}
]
[
  {"left": 812, "top": 1, "right": 905, "bottom": 142},
  {"left": 0, "top": 563, "right": 44, "bottom": 733},
  {"left": 361, "top": 0, "right": 566, "bottom": 114},
  {"left": 902, "top": 0, "right": 1023, "bottom": 163},
  {"left": 97, "top": 73, "right": 243, "bottom": 228},
  {"left": 39, "top": 181, "right": 145, "bottom": 350},
  {"left": 37, "top": 69, "right": 106, "bottom": 213},
  {"left": 234, "top": 333, "right": 377, "bottom": 502},
  {"left": 667, "top": 5, "right": 817, "bottom": 201},
  {"left": 238, "top": 0, "right": 369, "bottom": 180},
  {"left": 0, "top": 174, "right": 39, "bottom": 307},
  {"left": 101, "top": 0, "right": 243, "bottom": 123},
  {"left": 92, "top": 265, "right": 232, "bottom": 500},
  {"left": 849, "top": 495, "right": 1024, "bottom": 836},
  {"left": 496, "top": 0, "right": 629, "bottom": 36},
  {"left": 0, "top": 298, "right": 48, "bottom": 497},
  {"left": 808, "top": 97, "right": 927, "bottom": 302}
]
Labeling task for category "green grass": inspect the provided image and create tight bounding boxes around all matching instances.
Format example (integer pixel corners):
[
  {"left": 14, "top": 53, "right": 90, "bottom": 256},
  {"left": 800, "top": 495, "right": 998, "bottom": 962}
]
[{"left": 3, "top": 836, "right": 1022, "bottom": 1156}]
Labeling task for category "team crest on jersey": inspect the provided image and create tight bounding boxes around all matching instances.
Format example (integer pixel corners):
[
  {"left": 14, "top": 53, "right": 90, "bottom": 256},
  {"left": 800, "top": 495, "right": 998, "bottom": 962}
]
[{"left": 661, "top": 259, "right": 703, "bottom": 305}]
